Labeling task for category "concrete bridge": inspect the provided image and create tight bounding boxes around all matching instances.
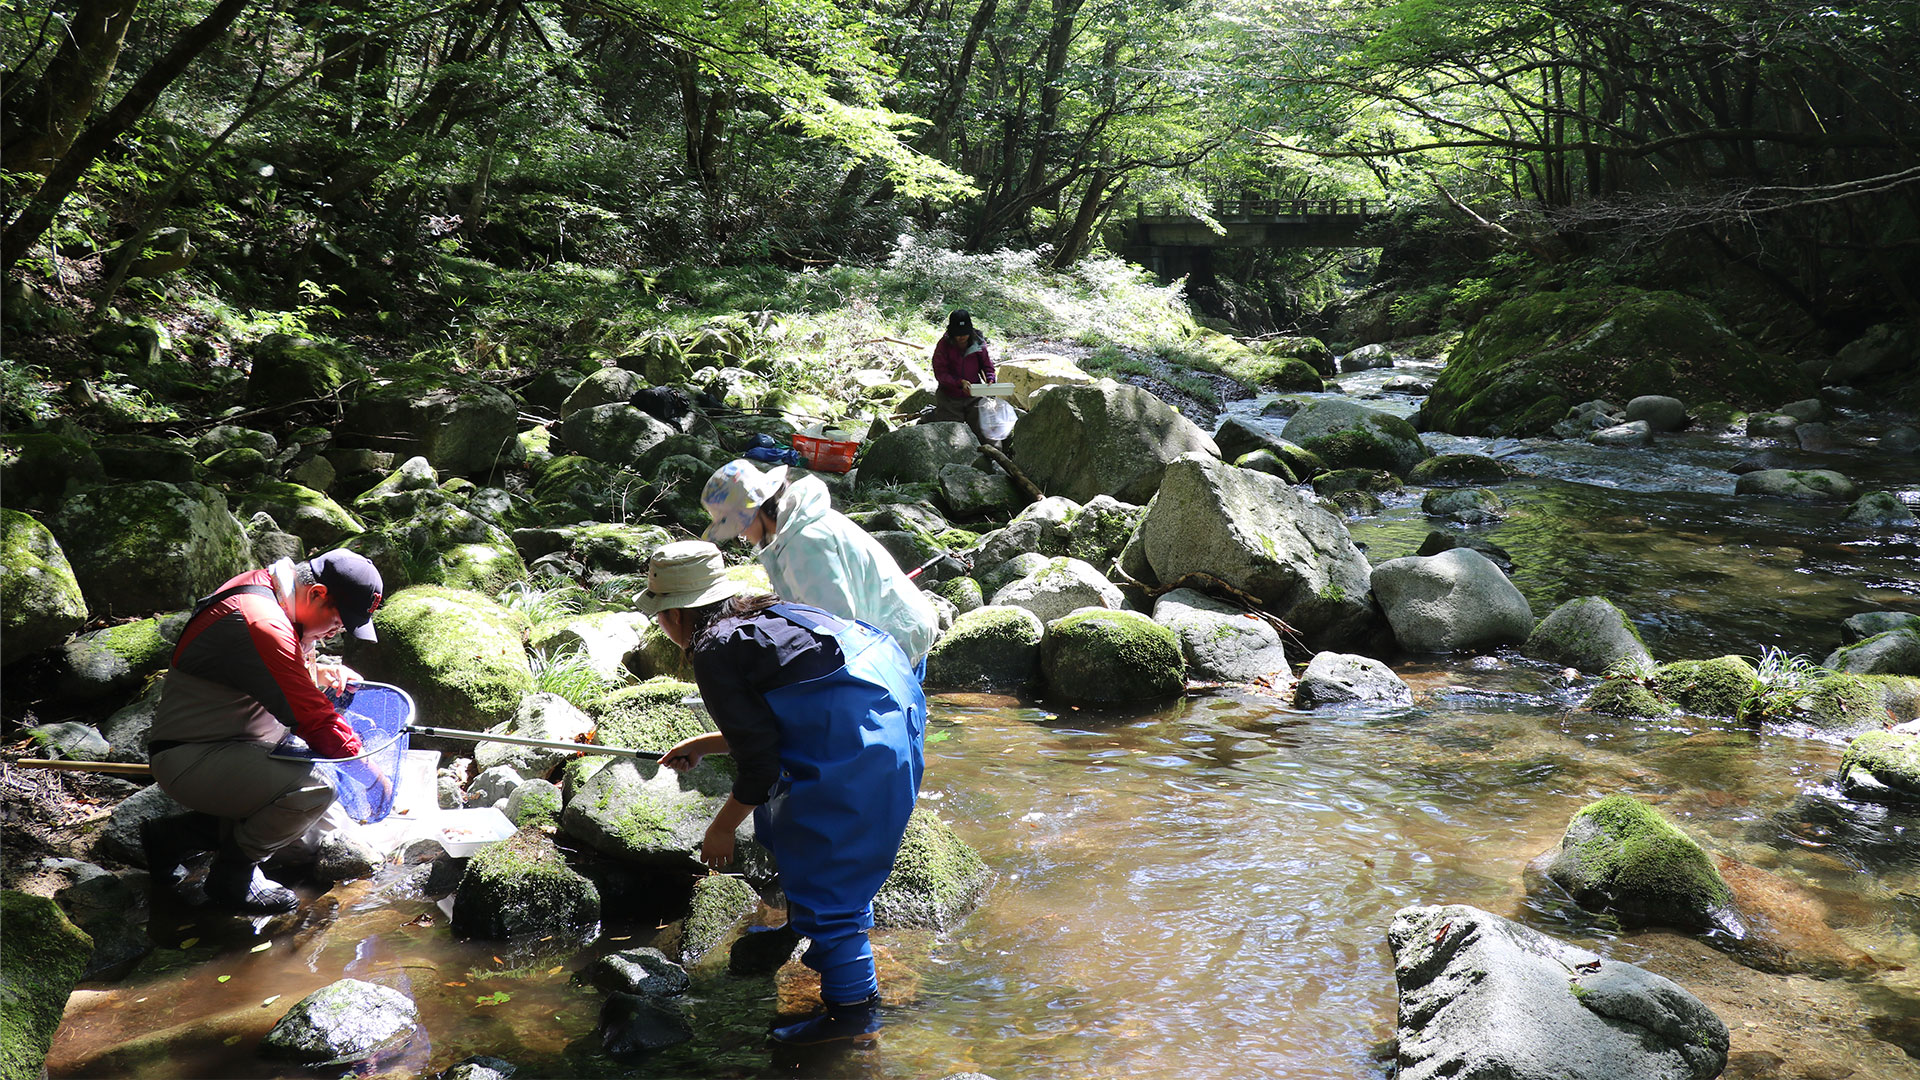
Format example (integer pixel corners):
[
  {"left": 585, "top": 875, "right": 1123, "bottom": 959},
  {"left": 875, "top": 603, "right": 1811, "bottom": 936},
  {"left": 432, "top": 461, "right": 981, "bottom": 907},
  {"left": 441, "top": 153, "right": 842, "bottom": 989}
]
[{"left": 1122, "top": 197, "right": 1387, "bottom": 280}]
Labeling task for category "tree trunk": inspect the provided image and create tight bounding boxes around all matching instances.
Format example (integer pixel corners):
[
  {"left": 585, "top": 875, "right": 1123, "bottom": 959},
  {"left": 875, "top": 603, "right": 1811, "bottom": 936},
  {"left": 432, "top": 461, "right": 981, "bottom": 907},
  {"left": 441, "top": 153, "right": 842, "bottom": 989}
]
[
  {"left": 3, "top": 0, "right": 252, "bottom": 272},
  {"left": 5, "top": 0, "right": 142, "bottom": 176}
]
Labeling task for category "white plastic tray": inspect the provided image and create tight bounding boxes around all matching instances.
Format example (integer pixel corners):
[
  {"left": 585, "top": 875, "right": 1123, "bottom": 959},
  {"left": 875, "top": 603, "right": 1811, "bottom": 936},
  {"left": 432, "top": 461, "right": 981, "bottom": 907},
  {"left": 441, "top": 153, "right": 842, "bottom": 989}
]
[
  {"left": 432, "top": 807, "right": 516, "bottom": 857},
  {"left": 969, "top": 383, "right": 1017, "bottom": 397}
]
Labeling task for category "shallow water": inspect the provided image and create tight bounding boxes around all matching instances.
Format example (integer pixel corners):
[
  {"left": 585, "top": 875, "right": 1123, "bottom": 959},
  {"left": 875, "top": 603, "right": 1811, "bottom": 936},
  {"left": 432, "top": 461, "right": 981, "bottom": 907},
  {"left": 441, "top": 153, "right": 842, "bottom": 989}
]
[{"left": 45, "top": 365, "right": 1920, "bottom": 1079}]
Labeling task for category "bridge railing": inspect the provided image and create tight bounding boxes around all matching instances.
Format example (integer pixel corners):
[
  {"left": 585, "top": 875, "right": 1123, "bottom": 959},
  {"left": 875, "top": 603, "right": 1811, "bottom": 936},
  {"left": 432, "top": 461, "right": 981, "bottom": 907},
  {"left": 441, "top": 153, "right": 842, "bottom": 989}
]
[{"left": 1135, "top": 197, "right": 1382, "bottom": 219}]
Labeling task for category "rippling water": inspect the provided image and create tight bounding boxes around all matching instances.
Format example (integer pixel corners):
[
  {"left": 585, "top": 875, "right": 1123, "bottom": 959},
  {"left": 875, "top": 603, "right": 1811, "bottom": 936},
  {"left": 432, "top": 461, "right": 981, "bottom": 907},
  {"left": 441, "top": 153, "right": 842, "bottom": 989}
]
[{"left": 46, "top": 366, "right": 1920, "bottom": 1079}]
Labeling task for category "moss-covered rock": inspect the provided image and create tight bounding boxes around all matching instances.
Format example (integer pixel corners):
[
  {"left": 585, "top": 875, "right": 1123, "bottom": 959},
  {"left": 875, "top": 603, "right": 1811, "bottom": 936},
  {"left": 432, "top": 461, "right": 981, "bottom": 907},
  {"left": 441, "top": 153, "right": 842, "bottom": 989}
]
[
  {"left": 364, "top": 586, "right": 532, "bottom": 733},
  {"left": 0, "top": 890, "right": 93, "bottom": 1080},
  {"left": 1536, "top": 795, "right": 1736, "bottom": 931},
  {"left": 561, "top": 756, "right": 755, "bottom": 872},
  {"left": 246, "top": 334, "right": 371, "bottom": 408},
  {"left": 261, "top": 978, "right": 418, "bottom": 1064},
  {"left": 1424, "top": 287, "right": 1809, "bottom": 436},
  {"left": 677, "top": 874, "right": 759, "bottom": 966},
  {"left": 505, "top": 779, "right": 564, "bottom": 828},
  {"left": 1281, "top": 399, "right": 1430, "bottom": 476},
  {"left": 50, "top": 480, "right": 252, "bottom": 617},
  {"left": 924, "top": 605, "right": 1044, "bottom": 692},
  {"left": 451, "top": 826, "right": 599, "bottom": 940},
  {"left": 1041, "top": 608, "right": 1184, "bottom": 704},
  {"left": 1733, "top": 469, "right": 1858, "bottom": 502},
  {"left": 1407, "top": 453, "right": 1519, "bottom": 486},
  {"left": 343, "top": 379, "right": 524, "bottom": 476},
  {"left": 234, "top": 482, "right": 366, "bottom": 549},
  {"left": 1648, "top": 656, "right": 1757, "bottom": 718},
  {"left": 591, "top": 678, "right": 713, "bottom": 760},
  {"left": 1825, "top": 627, "right": 1920, "bottom": 676},
  {"left": 1242, "top": 356, "right": 1325, "bottom": 392},
  {"left": 872, "top": 808, "right": 990, "bottom": 931},
  {"left": 510, "top": 521, "right": 673, "bottom": 577},
  {"left": 2, "top": 509, "right": 88, "bottom": 666},
  {"left": 1838, "top": 731, "right": 1920, "bottom": 801},
  {"left": 438, "top": 541, "right": 529, "bottom": 595},
  {"left": 59, "top": 615, "right": 175, "bottom": 702},
  {"left": 1234, "top": 449, "right": 1298, "bottom": 483},
  {"left": 1, "top": 431, "right": 105, "bottom": 514},
  {"left": 1421, "top": 487, "right": 1504, "bottom": 523},
  {"left": 935, "top": 575, "right": 984, "bottom": 615},
  {"left": 1258, "top": 335, "right": 1333, "bottom": 375},
  {"left": 1843, "top": 490, "right": 1917, "bottom": 527},
  {"left": 1583, "top": 677, "right": 1672, "bottom": 718},
  {"left": 1789, "top": 672, "right": 1905, "bottom": 736},
  {"left": 1313, "top": 468, "right": 1403, "bottom": 495},
  {"left": 1523, "top": 596, "right": 1651, "bottom": 674},
  {"left": 92, "top": 433, "right": 198, "bottom": 484}
]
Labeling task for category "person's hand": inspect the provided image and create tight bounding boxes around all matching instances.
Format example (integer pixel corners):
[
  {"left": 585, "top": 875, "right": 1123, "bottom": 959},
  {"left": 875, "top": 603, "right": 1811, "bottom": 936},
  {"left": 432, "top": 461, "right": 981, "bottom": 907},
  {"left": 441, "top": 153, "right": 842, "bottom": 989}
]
[
  {"left": 700, "top": 818, "right": 735, "bottom": 870},
  {"left": 313, "top": 662, "right": 362, "bottom": 693},
  {"left": 660, "top": 735, "right": 707, "bottom": 774}
]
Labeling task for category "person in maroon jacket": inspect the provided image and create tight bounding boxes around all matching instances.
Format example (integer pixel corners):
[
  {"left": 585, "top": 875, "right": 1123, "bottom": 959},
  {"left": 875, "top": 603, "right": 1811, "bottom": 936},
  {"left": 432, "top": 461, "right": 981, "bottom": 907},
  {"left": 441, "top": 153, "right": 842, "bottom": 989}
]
[
  {"left": 924, "top": 309, "right": 998, "bottom": 445},
  {"left": 144, "top": 550, "right": 383, "bottom": 913}
]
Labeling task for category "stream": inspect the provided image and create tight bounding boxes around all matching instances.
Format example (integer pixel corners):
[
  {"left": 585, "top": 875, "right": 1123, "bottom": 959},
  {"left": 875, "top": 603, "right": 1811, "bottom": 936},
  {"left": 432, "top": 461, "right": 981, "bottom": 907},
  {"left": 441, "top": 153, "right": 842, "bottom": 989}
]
[{"left": 44, "top": 362, "right": 1920, "bottom": 1079}]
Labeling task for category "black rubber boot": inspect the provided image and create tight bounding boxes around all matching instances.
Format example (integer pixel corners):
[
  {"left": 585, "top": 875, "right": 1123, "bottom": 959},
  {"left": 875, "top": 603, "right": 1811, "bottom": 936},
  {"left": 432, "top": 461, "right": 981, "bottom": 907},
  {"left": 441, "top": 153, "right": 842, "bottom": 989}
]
[
  {"left": 205, "top": 849, "right": 299, "bottom": 914},
  {"left": 141, "top": 812, "right": 222, "bottom": 884},
  {"left": 769, "top": 993, "right": 882, "bottom": 1046},
  {"left": 729, "top": 923, "right": 802, "bottom": 975}
]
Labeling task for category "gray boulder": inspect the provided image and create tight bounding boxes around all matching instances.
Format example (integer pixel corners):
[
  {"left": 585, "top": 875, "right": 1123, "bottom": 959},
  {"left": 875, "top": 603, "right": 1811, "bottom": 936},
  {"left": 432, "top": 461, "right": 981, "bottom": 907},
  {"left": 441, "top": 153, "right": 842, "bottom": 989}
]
[
  {"left": 976, "top": 551, "right": 1052, "bottom": 598},
  {"left": 560, "top": 367, "right": 645, "bottom": 419},
  {"left": 1734, "top": 468, "right": 1857, "bottom": 502},
  {"left": 1588, "top": 420, "right": 1653, "bottom": 447},
  {"left": 1524, "top": 597, "right": 1652, "bottom": 673},
  {"left": 2, "top": 430, "right": 105, "bottom": 514},
  {"left": 465, "top": 765, "right": 525, "bottom": 808},
  {"left": 1339, "top": 342, "right": 1393, "bottom": 371},
  {"left": 232, "top": 483, "right": 365, "bottom": 549},
  {"left": 973, "top": 496, "right": 1079, "bottom": 567},
  {"left": 1389, "top": 904, "right": 1728, "bottom": 1080},
  {"left": 450, "top": 828, "right": 601, "bottom": 939},
  {"left": 1293, "top": 652, "right": 1412, "bottom": 708},
  {"left": 97, "top": 783, "right": 192, "bottom": 867},
  {"left": 589, "top": 947, "right": 690, "bottom": 998},
  {"left": 1040, "top": 608, "right": 1184, "bottom": 704},
  {"left": 1281, "top": 399, "right": 1429, "bottom": 476},
  {"left": 1414, "top": 530, "right": 1516, "bottom": 575},
  {"left": 14, "top": 858, "right": 151, "bottom": 978},
  {"left": 528, "top": 611, "right": 651, "bottom": 685},
  {"left": 261, "top": 978, "right": 418, "bottom": 1064},
  {"left": 598, "top": 993, "right": 693, "bottom": 1055},
  {"left": 1007, "top": 381, "right": 1219, "bottom": 504},
  {"left": 936, "top": 575, "right": 983, "bottom": 615},
  {"left": 1, "top": 509, "right": 88, "bottom": 665},
  {"left": 562, "top": 759, "right": 765, "bottom": 873},
  {"left": 1421, "top": 488, "right": 1503, "bottom": 524},
  {"left": 1824, "top": 627, "right": 1920, "bottom": 676},
  {"left": 559, "top": 403, "right": 678, "bottom": 468},
  {"left": 1152, "top": 588, "right": 1291, "bottom": 689},
  {"left": 475, "top": 693, "right": 596, "bottom": 776},
  {"left": 1372, "top": 549, "right": 1533, "bottom": 653},
  {"left": 1844, "top": 611, "right": 1920, "bottom": 643},
  {"left": 101, "top": 681, "right": 164, "bottom": 761},
  {"left": 28, "top": 722, "right": 110, "bottom": 761},
  {"left": 353, "top": 455, "right": 447, "bottom": 520},
  {"left": 939, "top": 463, "right": 1022, "bottom": 518},
  {"left": 924, "top": 606, "right": 1044, "bottom": 692},
  {"left": 1844, "top": 491, "right": 1916, "bottom": 526},
  {"left": 1128, "top": 454, "right": 1377, "bottom": 649},
  {"left": 990, "top": 557, "right": 1123, "bottom": 625},
  {"left": 1624, "top": 395, "right": 1687, "bottom": 432},
  {"left": 51, "top": 481, "right": 251, "bottom": 617},
  {"left": 436, "top": 1056, "right": 521, "bottom": 1080},
  {"left": 59, "top": 615, "right": 178, "bottom": 702},
  {"left": 1825, "top": 323, "right": 1912, "bottom": 384},
  {"left": 348, "top": 383, "right": 523, "bottom": 476},
  {"left": 504, "top": 778, "right": 563, "bottom": 828},
  {"left": 245, "top": 335, "right": 369, "bottom": 408},
  {"left": 860, "top": 422, "right": 979, "bottom": 488},
  {"left": 677, "top": 873, "right": 759, "bottom": 966},
  {"left": 1062, "top": 495, "right": 1143, "bottom": 567}
]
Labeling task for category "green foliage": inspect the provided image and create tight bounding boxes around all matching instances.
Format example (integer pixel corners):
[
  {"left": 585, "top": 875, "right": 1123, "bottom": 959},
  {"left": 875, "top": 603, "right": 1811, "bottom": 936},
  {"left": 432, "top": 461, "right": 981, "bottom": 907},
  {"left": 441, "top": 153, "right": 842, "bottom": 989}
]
[{"left": 1741, "top": 647, "right": 1843, "bottom": 723}]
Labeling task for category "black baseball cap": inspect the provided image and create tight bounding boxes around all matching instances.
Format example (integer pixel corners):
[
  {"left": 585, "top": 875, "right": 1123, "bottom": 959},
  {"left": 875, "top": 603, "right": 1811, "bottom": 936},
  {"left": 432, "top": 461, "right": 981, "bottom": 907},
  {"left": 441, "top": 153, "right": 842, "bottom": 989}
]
[{"left": 310, "top": 550, "right": 384, "bottom": 641}]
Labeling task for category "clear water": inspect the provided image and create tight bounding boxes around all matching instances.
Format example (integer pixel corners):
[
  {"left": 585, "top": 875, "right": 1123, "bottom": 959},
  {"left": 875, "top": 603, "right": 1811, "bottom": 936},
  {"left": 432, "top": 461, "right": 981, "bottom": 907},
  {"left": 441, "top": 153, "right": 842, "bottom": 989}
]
[{"left": 46, "top": 365, "right": 1920, "bottom": 1079}]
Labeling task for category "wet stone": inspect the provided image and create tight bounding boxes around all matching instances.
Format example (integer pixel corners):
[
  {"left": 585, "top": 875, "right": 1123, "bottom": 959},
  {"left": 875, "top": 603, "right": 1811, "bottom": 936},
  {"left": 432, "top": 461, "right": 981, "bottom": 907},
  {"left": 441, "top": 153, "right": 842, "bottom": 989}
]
[
  {"left": 261, "top": 978, "right": 418, "bottom": 1064},
  {"left": 598, "top": 992, "right": 693, "bottom": 1055},
  {"left": 588, "top": 947, "right": 690, "bottom": 998}
]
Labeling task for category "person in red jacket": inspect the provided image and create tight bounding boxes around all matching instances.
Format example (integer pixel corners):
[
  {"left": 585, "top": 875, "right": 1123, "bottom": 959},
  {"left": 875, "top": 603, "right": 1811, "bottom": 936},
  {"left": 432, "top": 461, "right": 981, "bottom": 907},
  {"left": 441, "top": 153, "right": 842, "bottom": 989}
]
[
  {"left": 925, "top": 309, "right": 998, "bottom": 445},
  {"left": 144, "top": 550, "right": 383, "bottom": 913}
]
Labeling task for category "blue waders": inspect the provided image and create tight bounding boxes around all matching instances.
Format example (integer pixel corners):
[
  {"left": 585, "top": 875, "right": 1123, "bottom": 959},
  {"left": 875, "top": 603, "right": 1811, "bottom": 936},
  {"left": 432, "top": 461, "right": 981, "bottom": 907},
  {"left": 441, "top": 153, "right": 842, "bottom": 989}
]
[{"left": 756, "top": 604, "right": 926, "bottom": 1004}]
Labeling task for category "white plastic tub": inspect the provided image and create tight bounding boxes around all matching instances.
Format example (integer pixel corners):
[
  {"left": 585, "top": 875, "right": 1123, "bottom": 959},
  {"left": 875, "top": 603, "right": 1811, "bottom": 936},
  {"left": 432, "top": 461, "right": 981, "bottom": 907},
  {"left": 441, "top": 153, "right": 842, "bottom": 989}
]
[
  {"left": 969, "top": 382, "right": 1017, "bottom": 397},
  {"left": 431, "top": 807, "right": 516, "bottom": 857}
]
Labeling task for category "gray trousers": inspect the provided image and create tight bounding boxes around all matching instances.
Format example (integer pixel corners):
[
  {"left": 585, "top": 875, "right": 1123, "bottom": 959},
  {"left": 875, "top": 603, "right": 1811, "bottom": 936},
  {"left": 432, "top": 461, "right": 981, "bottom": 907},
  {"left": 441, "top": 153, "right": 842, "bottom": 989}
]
[
  {"left": 927, "top": 393, "right": 991, "bottom": 444},
  {"left": 149, "top": 741, "right": 336, "bottom": 862}
]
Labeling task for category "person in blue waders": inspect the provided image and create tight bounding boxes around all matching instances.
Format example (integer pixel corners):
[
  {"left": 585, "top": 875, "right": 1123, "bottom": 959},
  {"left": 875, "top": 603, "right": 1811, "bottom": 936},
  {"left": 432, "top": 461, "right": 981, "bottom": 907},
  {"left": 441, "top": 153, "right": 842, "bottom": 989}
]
[{"left": 640, "top": 540, "right": 926, "bottom": 1046}]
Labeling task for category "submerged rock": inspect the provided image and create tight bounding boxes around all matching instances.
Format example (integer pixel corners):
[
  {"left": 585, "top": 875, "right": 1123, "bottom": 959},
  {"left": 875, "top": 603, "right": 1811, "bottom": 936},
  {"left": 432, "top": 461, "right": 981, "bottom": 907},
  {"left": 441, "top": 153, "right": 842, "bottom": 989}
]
[
  {"left": 1582, "top": 676, "right": 1671, "bottom": 718},
  {"left": 1524, "top": 596, "right": 1652, "bottom": 673},
  {"left": 1420, "top": 487, "right": 1504, "bottom": 524},
  {"left": 1733, "top": 468, "right": 1857, "bottom": 502},
  {"left": 436, "top": 1056, "right": 520, "bottom": 1080},
  {"left": 1040, "top": 608, "right": 1184, "bottom": 704},
  {"left": 924, "top": 605, "right": 1043, "bottom": 692},
  {"left": 1532, "top": 795, "right": 1737, "bottom": 932},
  {"left": 262, "top": 978, "right": 417, "bottom": 1064},
  {"left": 1405, "top": 453, "right": 1516, "bottom": 486},
  {"left": 1389, "top": 903, "right": 1728, "bottom": 1080},
  {"left": 0, "top": 891, "right": 93, "bottom": 1080},
  {"left": 450, "top": 827, "right": 599, "bottom": 939},
  {"left": 873, "top": 808, "right": 991, "bottom": 932},
  {"left": 1293, "top": 651, "right": 1412, "bottom": 708},
  {"left": 1371, "top": 548, "right": 1533, "bottom": 654},
  {"left": 598, "top": 993, "right": 693, "bottom": 1055},
  {"left": 589, "top": 947, "right": 691, "bottom": 998}
]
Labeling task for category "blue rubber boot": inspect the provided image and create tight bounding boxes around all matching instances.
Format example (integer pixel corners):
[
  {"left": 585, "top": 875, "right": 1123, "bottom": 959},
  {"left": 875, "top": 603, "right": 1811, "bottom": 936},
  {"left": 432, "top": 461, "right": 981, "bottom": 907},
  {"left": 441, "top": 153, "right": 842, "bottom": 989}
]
[{"left": 769, "top": 993, "right": 881, "bottom": 1046}]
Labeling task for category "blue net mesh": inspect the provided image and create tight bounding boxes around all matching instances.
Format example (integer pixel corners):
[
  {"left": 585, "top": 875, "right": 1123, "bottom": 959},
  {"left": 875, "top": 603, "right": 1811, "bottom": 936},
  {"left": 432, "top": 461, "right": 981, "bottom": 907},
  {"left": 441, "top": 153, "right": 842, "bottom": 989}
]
[{"left": 312, "top": 683, "right": 413, "bottom": 823}]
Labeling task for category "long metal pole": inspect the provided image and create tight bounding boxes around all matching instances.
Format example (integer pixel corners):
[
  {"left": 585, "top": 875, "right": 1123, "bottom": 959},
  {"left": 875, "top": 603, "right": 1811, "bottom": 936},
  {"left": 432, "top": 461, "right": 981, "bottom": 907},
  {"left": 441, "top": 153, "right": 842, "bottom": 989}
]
[{"left": 407, "top": 724, "right": 666, "bottom": 761}]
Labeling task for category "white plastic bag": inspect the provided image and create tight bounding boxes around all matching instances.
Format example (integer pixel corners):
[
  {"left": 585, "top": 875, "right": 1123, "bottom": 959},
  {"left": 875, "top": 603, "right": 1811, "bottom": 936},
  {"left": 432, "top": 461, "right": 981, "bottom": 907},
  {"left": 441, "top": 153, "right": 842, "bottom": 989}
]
[{"left": 977, "top": 396, "right": 1017, "bottom": 442}]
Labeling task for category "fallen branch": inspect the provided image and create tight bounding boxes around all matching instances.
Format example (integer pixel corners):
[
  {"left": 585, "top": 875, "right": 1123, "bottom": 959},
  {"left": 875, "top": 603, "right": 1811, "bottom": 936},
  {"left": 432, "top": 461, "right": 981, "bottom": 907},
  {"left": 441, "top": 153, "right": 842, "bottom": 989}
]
[{"left": 979, "top": 444, "right": 1042, "bottom": 503}]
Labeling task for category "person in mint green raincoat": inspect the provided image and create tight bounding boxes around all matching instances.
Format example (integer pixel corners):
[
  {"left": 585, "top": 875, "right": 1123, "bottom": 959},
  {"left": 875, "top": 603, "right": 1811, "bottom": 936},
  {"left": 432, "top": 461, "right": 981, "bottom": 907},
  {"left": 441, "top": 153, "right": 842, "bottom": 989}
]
[
  {"left": 701, "top": 459, "right": 940, "bottom": 667},
  {"left": 643, "top": 541, "right": 925, "bottom": 1046}
]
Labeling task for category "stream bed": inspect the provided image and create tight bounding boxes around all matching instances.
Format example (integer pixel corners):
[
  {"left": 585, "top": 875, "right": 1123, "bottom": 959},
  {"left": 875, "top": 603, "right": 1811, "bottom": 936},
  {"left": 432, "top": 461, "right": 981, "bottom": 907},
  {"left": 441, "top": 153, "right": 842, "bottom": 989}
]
[{"left": 43, "top": 369, "right": 1920, "bottom": 1079}]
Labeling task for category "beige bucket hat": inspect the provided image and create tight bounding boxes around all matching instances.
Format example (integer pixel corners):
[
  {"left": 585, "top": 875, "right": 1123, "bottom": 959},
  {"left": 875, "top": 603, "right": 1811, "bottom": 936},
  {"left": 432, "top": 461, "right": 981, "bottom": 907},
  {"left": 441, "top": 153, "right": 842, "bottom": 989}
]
[{"left": 635, "top": 540, "right": 744, "bottom": 615}]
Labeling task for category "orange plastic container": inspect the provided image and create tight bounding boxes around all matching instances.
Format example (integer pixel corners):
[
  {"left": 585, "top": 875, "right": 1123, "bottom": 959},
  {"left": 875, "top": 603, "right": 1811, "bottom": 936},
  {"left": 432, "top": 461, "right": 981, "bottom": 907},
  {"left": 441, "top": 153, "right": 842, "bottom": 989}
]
[{"left": 792, "top": 432, "right": 859, "bottom": 472}]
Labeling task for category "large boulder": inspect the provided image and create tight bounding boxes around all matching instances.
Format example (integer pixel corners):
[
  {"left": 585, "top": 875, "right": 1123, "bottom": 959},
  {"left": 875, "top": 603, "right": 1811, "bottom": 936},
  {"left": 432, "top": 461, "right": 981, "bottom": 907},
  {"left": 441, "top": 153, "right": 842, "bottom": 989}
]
[
  {"left": 261, "top": 979, "right": 419, "bottom": 1064},
  {"left": 989, "top": 557, "right": 1124, "bottom": 625},
  {"left": 528, "top": 610, "right": 652, "bottom": 685},
  {"left": 560, "top": 367, "right": 645, "bottom": 419},
  {"left": 1371, "top": 548, "right": 1533, "bottom": 653},
  {"left": 511, "top": 521, "right": 672, "bottom": 578},
  {"left": 1389, "top": 904, "right": 1728, "bottom": 1080},
  {"left": 1062, "top": 495, "right": 1143, "bottom": 567},
  {"left": 996, "top": 353, "right": 1095, "bottom": 408},
  {"left": 361, "top": 586, "right": 532, "bottom": 733},
  {"left": 1733, "top": 468, "right": 1857, "bottom": 502},
  {"left": 1281, "top": 399, "right": 1430, "bottom": 476},
  {"left": 59, "top": 615, "right": 176, "bottom": 702},
  {"left": 50, "top": 481, "right": 252, "bottom": 617},
  {"left": 1824, "top": 322, "right": 1913, "bottom": 385},
  {"left": 1405, "top": 453, "right": 1517, "bottom": 486},
  {"left": 859, "top": 422, "right": 979, "bottom": 488},
  {"left": 1531, "top": 795, "right": 1737, "bottom": 932},
  {"left": 1424, "top": 287, "right": 1809, "bottom": 436},
  {"left": 451, "top": 827, "right": 600, "bottom": 939},
  {"left": 561, "top": 759, "right": 764, "bottom": 873},
  {"left": 1007, "top": 381, "right": 1218, "bottom": 504},
  {"left": 1040, "top": 609, "right": 1184, "bottom": 704},
  {"left": 233, "top": 482, "right": 365, "bottom": 549},
  {"left": 1623, "top": 394, "right": 1688, "bottom": 432},
  {"left": 938, "top": 463, "right": 1022, "bottom": 518},
  {"left": 0, "top": 890, "right": 93, "bottom": 1080},
  {"left": 1, "top": 431, "right": 105, "bottom": 514},
  {"left": 1151, "top": 588, "right": 1291, "bottom": 689},
  {"left": 245, "top": 334, "right": 370, "bottom": 407},
  {"left": 2, "top": 509, "right": 88, "bottom": 665},
  {"left": 1844, "top": 491, "right": 1917, "bottom": 526},
  {"left": 558, "top": 403, "right": 678, "bottom": 468},
  {"left": 1128, "top": 454, "right": 1377, "bottom": 650},
  {"left": 872, "top": 808, "right": 991, "bottom": 931},
  {"left": 14, "top": 858, "right": 151, "bottom": 978},
  {"left": 344, "top": 381, "right": 523, "bottom": 476},
  {"left": 1523, "top": 596, "right": 1652, "bottom": 673},
  {"left": 1839, "top": 731, "right": 1920, "bottom": 801},
  {"left": 1293, "top": 652, "right": 1412, "bottom": 708},
  {"left": 1825, "top": 626, "right": 1920, "bottom": 676},
  {"left": 924, "top": 606, "right": 1044, "bottom": 691}
]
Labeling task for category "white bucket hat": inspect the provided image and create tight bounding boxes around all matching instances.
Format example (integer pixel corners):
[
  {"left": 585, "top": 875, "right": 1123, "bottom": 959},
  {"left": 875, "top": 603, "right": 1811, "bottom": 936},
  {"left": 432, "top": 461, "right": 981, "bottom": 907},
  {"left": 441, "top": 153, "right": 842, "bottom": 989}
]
[
  {"left": 701, "top": 459, "right": 788, "bottom": 543},
  {"left": 634, "top": 540, "right": 744, "bottom": 615}
]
